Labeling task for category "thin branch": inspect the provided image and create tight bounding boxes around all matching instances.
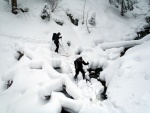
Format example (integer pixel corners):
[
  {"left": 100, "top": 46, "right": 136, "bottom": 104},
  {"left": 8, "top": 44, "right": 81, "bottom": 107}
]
[
  {"left": 51, "top": 0, "right": 62, "bottom": 13},
  {"left": 85, "top": 8, "right": 91, "bottom": 33},
  {"left": 81, "top": 0, "right": 87, "bottom": 24}
]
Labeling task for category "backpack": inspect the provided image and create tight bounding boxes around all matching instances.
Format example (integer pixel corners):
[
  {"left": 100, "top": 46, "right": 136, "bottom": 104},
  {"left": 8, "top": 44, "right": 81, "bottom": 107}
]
[
  {"left": 74, "top": 59, "right": 78, "bottom": 69},
  {"left": 52, "top": 33, "right": 56, "bottom": 41}
]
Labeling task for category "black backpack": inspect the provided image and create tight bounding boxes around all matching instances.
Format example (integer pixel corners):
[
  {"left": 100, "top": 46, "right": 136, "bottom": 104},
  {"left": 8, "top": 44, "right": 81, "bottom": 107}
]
[
  {"left": 52, "top": 33, "right": 56, "bottom": 41},
  {"left": 74, "top": 59, "right": 78, "bottom": 69}
]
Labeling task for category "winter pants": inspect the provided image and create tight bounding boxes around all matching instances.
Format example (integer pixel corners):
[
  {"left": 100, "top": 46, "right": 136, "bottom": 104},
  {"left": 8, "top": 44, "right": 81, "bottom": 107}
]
[
  {"left": 74, "top": 68, "right": 85, "bottom": 80},
  {"left": 55, "top": 42, "right": 59, "bottom": 53}
]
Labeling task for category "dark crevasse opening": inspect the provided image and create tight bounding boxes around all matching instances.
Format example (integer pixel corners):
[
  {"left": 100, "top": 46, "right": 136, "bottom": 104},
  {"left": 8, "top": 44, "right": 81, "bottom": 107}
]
[
  {"left": 61, "top": 107, "right": 72, "bottom": 113},
  {"left": 120, "top": 47, "right": 131, "bottom": 57},
  {"left": 134, "top": 26, "right": 150, "bottom": 40},
  {"left": 61, "top": 106, "right": 76, "bottom": 113},
  {"left": 88, "top": 67, "right": 102, "bottom": 79},
  {"left": 88, "top": 67, "right": 107, "bottom": 100},
  {"left": 60, "top": 86, "right": 74, "bottom": 113}
]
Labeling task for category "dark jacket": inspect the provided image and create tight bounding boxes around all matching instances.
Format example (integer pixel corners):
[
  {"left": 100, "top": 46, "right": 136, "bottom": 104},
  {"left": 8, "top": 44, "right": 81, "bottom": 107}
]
[
  {"left": 74, "top": 58, "right": 88, "bottom": 69},
  {"left": 54, "top": 33, "right": 62, "bottom": 43}
]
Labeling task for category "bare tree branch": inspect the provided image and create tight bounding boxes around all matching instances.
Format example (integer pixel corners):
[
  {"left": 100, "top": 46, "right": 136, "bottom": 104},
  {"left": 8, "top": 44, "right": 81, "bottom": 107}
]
[
  {"left": 50, "top": 0, "right": 62, "bottom": 13},
  {"left": 85, "top": 8, "right": 91, "bottom": 33},
  {"left": 82, "top": 0, "right": 87, "bottom": 24}
]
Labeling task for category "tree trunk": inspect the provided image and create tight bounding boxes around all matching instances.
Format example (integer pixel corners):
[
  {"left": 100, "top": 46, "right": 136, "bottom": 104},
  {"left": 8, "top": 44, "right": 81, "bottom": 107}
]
[
  {"left": 121, "top": 0, "right": 124, "bottom": 16},
  {"left": 11, "top": 0, "right": 18, "bottom": 14}
]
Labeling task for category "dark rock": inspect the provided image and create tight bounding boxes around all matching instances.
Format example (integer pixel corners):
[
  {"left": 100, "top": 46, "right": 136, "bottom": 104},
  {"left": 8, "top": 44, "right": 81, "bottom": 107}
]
[
  {"left": 17, "top": 51, "right": 24, "bottom": 61},
  {"left": 61, "top": 107, "right": 71, "bottom": 113},
  {"left": 135, "top": 26, "right": 150, "bottom": 40},
  {"left": 55, "top": 20, "right": 63, "bottom": 26},
  {"left": 66, "top": 13, "right": 78, "bottom": 26},
  {"left": 7, "top": 80, "right": 13, "bottom": 89},
  {"left": 146, "top": 16, "right": 150, "bottom": 23},
  {"left": 120, "top": 47, "right": 131, "bottom": 57},
  {"left": 44, "top": 95, "right": 51, "bottom": 100},
  {"left": 88, "top": 67, "right": 103, "bottom": 79}
]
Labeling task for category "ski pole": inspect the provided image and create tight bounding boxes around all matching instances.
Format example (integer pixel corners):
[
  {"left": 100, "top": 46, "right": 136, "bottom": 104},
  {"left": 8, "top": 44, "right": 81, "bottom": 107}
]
[{"left": 59, "top": 43, "right": 65, "bottom": 52}]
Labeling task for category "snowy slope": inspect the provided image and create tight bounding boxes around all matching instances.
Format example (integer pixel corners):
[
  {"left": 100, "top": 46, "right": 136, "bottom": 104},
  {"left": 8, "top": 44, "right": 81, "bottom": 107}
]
[
  {"left": 0, "top": 0, "right": 150, "bottom": 113},
  {"left": 101, "top": 35, "right": 150, "bottom": 113}
]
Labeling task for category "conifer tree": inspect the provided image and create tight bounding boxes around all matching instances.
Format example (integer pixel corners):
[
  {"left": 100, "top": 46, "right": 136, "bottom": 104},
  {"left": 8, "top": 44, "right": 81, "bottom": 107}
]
[{"left": 109, "top": 0, "right": 134, "bottom": 16}]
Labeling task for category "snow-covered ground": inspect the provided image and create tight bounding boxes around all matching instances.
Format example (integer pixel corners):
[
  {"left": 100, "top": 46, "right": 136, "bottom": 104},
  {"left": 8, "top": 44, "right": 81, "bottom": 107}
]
[{"left": 0, "top": 0, "right": 150, "bottom": 113}]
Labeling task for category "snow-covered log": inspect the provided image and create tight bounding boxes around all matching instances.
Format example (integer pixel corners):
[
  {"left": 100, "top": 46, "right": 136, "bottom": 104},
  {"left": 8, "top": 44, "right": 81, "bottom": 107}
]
[
  {"left": 99, "top": 34, "right": 150, "bottom": 50},
  {"left": 24, "top": 47, "right": 83, "bottom": 99},
  {"left": 38, "top": 75, "right": 83, "bottom": 100}
]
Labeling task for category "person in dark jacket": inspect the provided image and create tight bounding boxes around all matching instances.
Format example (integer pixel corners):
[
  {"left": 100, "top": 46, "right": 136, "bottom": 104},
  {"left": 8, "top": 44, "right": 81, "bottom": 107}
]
[
  {"left": 74, "top": 57, "right": 89, "bottom": 81},
  {"left": 52, "top": 32, "right": 62, "bottom": 53}
]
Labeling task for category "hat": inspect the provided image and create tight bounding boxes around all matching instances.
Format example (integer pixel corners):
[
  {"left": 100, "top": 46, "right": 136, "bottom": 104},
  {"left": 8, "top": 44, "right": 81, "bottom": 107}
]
[{"left": 79, "top": 57, "right": 82, "bottom": 60}]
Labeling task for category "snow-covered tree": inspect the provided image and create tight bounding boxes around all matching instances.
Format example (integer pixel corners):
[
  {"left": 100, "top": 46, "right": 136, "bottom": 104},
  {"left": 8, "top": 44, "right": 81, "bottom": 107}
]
[
  {"left": 5, "top": 0, "right": 28, "bottom": 14},
  {"left": 11, "top": 0, "right": 18, "bottom": 14},
  {"left": 88, "top": 13, "right": 96, "bottom": 26},
  {"left": 49, "top": 0, "right": 62, "bottom": 12},
  {"left": 41, "top": 4, "right": 51, "bottom": 21},
  {"left": 81, "top": 0, "right": 87, "bottom": 25},
  {"left": 109, "top": 0, "right": 134, "bottom": 16}
]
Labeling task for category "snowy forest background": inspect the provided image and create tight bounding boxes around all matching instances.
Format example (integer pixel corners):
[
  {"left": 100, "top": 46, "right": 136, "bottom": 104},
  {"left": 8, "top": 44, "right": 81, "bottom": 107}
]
[{"left": 0, "top": 0, "right": 150, "bottom": 113}]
